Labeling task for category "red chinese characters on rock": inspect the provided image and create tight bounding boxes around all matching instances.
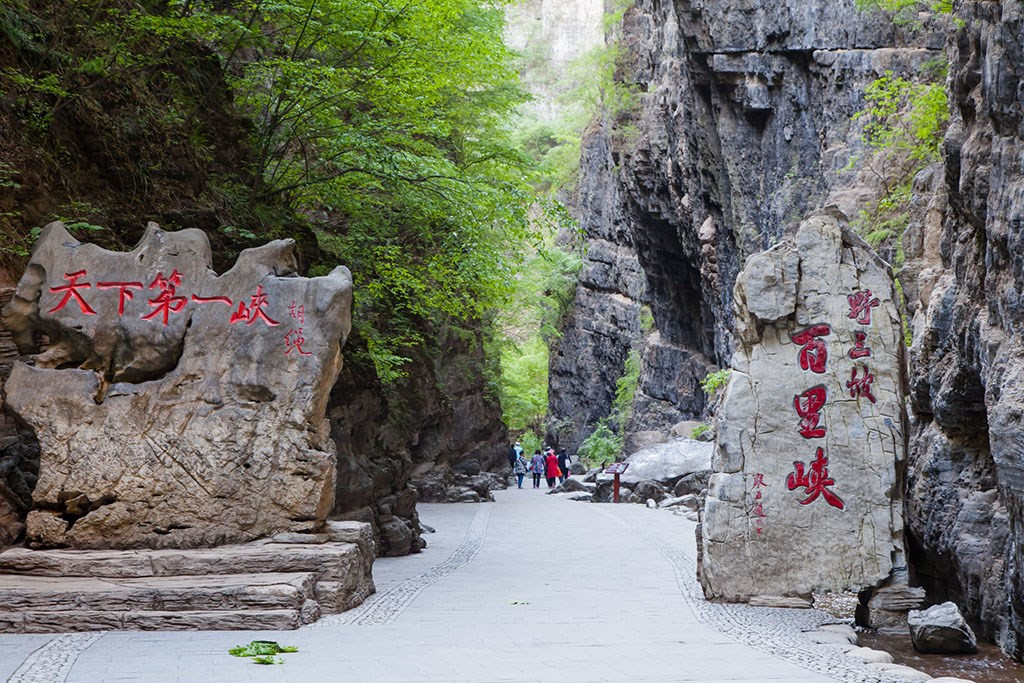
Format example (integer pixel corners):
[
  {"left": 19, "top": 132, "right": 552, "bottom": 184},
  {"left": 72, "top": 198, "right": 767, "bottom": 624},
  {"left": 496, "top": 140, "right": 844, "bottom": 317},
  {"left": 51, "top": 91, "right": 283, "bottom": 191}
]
[
  {"left": 847, "top": 365, "right": 878, "bottom": 404},
  {"left": 141, "top": 270, "right": 187, "bottom": 325},
  {"left": 96, "top": 281, "right": 143, "bottom": 316},
  {"left": 750, "top": 473, "right": 768, "bottom": 535},
  {"left": 793, "top": 385, "right": 828, "bottom": 439},
  {"left": 847, "top": 290, "right": 880, "bottom": 325},
  {"left": 284, "top": 328, "right": 312, "bottom": 356},
  {"left": 848, "top": 331, "right": 872, "bottom": 359},
  {"left": 786, "top": 447, "right": 845, "bottom": 510},
  {"left": 230, "top": 285, "right": 280, "bottom": 327},
  {"left": 288, "top": 301, "right": 305, "bottom": 325},
  {"left": 791, "top": 324, "right": 831, "bottom": 374},
  {"left": 49, "top": 270, "right": 97, "bottom": 315}
]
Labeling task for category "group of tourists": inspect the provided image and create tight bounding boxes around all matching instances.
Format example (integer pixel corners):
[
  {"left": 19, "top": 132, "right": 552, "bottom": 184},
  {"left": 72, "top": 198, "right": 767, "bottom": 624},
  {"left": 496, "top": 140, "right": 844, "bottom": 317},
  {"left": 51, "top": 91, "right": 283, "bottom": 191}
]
[{"left": 508, "top": 442, "right": 573, "bottom": 489}]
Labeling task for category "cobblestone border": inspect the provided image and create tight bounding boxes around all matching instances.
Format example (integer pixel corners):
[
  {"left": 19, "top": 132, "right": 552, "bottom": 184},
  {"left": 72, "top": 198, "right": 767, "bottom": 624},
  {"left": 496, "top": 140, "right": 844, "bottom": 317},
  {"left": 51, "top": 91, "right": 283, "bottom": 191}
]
[
  {"left": 596, "top": 507, "right": 898, "bottom": 683},
  {"left": 7, "top": 632, "right": 105, "bottom": 683},
  {"left": 318, "top": 504, "right": 492, "bottom": 627}
]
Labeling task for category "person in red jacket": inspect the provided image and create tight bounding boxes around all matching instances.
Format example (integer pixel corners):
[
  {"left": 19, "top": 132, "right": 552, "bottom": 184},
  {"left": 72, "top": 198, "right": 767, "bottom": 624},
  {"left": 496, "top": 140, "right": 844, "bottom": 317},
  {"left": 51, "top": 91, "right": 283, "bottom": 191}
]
[{"left": 544, "top": 448, "right": 560, "bottom": 488}]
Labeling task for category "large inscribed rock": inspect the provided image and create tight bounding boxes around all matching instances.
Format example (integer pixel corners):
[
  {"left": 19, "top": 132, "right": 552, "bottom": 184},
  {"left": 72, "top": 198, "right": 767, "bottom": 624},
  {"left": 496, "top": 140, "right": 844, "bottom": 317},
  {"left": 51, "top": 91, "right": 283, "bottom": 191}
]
[
  {"left": 1, "top": 222, "right": 352, "bottom": 549},
  {"left": 700, "top": 213, "right": 906, "bottom": 601}
]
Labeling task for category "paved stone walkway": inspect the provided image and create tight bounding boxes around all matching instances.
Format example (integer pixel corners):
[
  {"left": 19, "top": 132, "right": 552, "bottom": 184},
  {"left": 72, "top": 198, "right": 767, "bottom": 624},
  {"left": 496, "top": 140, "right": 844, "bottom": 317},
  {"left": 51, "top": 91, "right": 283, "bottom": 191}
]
[{"left": 0, "top": 488, "right": 906, "bottom": 682}]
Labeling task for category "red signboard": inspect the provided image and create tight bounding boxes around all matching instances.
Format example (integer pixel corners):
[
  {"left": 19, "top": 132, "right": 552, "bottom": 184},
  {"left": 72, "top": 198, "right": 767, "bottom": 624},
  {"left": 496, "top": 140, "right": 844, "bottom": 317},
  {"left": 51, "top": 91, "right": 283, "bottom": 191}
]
[{"left": 604, "top": 462, "right": 629, "bottom": 475}]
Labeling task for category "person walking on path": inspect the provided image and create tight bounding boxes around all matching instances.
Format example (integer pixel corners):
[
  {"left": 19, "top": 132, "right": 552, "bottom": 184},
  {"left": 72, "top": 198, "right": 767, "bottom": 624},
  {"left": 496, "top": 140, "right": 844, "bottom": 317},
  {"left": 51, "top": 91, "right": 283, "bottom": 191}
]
[
  {"left": 557, "top": 448, "right": 571, "bottom": 484},
  {"left": 507, "top": 443, "right": 518, "bottom": 470},
  {"left": 529, "top": 450, "right": 545, "bottom": 489},
  {"left": 512, "top": 450, "right": 529, "bottom": 489},
  {"left": 544, "top": 448, "right": 560, "bottom": 488}
]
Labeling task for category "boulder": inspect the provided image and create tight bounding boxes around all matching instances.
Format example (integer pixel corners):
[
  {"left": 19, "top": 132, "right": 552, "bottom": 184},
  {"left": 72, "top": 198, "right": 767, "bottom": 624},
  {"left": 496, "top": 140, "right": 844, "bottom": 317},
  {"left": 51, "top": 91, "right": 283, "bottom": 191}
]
[
  {"left": 549, "top": 478, "right": 594, "bottom": 495},
  {"left": 634, "top": 480, "right": 668, "bottom": 503},
  {"left": 621, "top": 439, "right": 713, "bottom": 485},
  {"left": 701, "top": 214, "right": 907, "bottom": 601},
  {"left": 659, "top": 495, "right": 698, "bottom": 510},
  {"left": 909, "top": 602, "right": 978, "bottom": 654},
  {"left": 3, "top": 223, "right": 352, "bottom": 549},
  {"left": 673, "top": 471, "right": 711, "bottom": 498}
]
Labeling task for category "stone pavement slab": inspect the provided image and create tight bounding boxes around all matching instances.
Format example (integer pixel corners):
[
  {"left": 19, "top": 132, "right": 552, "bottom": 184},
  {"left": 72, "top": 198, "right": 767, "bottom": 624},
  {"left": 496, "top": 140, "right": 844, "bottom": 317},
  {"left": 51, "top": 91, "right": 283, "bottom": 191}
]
[{"left": 1, "top": 489, "right": 906, "bottom": 682}]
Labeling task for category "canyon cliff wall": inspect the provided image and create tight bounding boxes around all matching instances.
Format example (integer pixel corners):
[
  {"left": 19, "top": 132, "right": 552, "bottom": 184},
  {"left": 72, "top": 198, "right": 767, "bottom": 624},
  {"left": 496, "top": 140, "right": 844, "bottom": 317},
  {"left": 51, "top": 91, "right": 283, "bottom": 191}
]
[
  {"left": 549, "top": 0, "right": 941, "bottom": 452},
  {"left": 558, "top": 0, "right": 1024, "bottom": 659},
  {"left": 903, "top": 0, "right": 1024, "bottom": 659}
]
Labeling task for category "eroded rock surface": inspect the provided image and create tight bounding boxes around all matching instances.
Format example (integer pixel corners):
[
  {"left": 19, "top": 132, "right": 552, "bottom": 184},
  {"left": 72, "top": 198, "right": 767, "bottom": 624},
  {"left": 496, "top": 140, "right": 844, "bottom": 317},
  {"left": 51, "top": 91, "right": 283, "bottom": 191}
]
[
  {"left": 701, "top": 214, "right": 906, "bottom": 601},
  {"left": 2, "top": 222, "right": 352, "bottom": 549},
  {"left": 547, "top": 0, "right": 942, "bottom": 453},
  {"left": 900, "top": 0, "right": 1024, "bottom": 659}
]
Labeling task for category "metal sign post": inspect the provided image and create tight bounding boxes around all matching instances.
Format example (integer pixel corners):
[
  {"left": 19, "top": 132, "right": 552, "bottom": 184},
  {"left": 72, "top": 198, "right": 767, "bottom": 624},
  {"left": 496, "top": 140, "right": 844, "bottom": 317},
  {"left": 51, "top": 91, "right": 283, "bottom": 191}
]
[{"left": 603, "top": 462, "right": 629, "bottom": 503}]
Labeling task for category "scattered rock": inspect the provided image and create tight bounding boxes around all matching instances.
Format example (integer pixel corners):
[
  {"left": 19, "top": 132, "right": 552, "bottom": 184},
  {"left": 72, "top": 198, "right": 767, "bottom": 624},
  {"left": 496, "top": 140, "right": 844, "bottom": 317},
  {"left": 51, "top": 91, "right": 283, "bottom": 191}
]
[
  {"left": 748, "top": 595, "right": 812, "bottom": 609},
  {"left": 549, "top": 478, "right": 594, "bottom": 495},
  {"left": 419, "top": 523, "right": 436, "bottom": 534},
  {"left": 858, "top": 584, "right": 927, "bottom": 632},
  {"left": 909, "top": 602, "right": 978, "bottom": 654},
  {"left": 845, "top": 647, "right": 894, "bottom": 664},
  {"left": 804, "top": 624, "right": 858, "bottom": 648},
  {"left": 867, "top": 663, "right": 932, "bottom": 681},
  {"left": 634, "top": 480, "right": 668, "bottom": 503},
  {"left": 659, "top": 494, "right": 698, "bottom": 510},
  {"left": 646, "top": 498, "right": 657, "bottom": 509},
  {"left": 673, "top": 471, "right": 710, "bottom": 498}
]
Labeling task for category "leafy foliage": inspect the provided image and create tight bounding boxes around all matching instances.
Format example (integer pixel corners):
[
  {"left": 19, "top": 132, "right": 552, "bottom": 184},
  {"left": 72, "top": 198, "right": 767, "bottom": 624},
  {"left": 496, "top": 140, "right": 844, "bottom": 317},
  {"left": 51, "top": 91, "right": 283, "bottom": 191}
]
[
  {"left": 611, "top": 349, "right": 641, "bottom": 432},
  {"left": 700, "top": 369, "right": 732, "bottom": 397},
  {"left": 230, "top": 640, "right": 298, "bottom": 665},
  {"left": 854, "top": 0, "right": 955, "bottom": 27},
  {"left": 851, "top": 69, "right": 949, "bottom": 268},
  {"left": 691, "top": 423, "right": 712, "bottom": 440},
  {"left": 577, "top": 419, "right": 621, "bottom": 468},
  {"left": 1, "top": 0, "right": 547, "bottom": 383}
]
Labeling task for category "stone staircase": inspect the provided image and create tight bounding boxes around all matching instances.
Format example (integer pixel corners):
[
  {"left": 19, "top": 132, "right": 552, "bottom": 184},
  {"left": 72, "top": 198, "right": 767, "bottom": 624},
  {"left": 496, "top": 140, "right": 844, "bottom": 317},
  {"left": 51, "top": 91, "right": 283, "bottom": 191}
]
[{"left": 0, "top": 521, "right": 376, "bottom": 633}]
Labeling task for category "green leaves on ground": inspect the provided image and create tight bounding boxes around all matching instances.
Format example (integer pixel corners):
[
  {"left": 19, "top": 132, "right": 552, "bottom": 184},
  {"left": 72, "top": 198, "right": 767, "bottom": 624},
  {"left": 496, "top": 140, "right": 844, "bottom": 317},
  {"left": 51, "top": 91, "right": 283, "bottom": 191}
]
[{"left": 229, "top": 640, "right": 298, "bottom": 665}]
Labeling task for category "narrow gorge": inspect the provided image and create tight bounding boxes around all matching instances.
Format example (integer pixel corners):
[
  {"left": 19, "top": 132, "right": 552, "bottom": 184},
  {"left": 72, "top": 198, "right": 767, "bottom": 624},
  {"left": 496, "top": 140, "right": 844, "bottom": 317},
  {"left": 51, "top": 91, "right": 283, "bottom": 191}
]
[{"left": 551, "top": 0, "right": 1024, "bottom": 663}]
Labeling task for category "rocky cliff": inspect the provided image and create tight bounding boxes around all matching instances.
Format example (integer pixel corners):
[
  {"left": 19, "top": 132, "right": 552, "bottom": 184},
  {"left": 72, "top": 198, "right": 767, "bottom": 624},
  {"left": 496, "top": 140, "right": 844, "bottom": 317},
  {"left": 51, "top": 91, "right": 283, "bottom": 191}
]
[
  {"left": 549, "top": 0, "right": 942, "bottom": 452},
  {"left": 329, "top": 323, "right": 508, "bottom": 556},
  {"left": 903, "top": 0, "right": 1024, "bottom": 659},
  {"left": 558, "top": 0, "right": 1024, "bottom": 661}
]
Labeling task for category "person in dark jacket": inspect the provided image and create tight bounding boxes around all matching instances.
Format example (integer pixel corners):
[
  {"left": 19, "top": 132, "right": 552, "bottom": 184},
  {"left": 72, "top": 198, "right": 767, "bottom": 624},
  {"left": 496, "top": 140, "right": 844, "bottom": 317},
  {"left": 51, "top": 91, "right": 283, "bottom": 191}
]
[{"left": 557, "top": 448, "right": 571, "bottom": 484}]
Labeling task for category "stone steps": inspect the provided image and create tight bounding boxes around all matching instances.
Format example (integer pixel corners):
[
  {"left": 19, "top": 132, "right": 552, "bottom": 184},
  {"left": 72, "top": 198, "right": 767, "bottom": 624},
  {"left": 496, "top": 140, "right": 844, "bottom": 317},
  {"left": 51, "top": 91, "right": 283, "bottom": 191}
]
[
  {"left": 0, "top": 522, "right": 376, "bottom": 633},
  {"left": 0, "top": 572, "right": 317, "bottom": 612},
  {"left": 0, "top": 608, "right": 306, "bottom": 633},
  {"left": 0, "top": 542, "right": 361, "bottom": 580}
]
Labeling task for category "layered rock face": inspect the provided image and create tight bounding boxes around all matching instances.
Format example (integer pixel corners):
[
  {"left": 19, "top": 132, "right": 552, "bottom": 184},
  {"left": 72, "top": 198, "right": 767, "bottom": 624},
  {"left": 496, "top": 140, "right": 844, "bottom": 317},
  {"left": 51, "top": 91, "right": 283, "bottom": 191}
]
[
  {"left": 329, "top": 323, "right": 508, "bottom": 556},
  {"left": 2, "top": 223, "right": 352, "bottom": 549},
  {"left": 548, "top": 0, "right": 941, "bottom": 451},
  {"left": 701, "top": 214, "right": 906, "bottom": 600},
  {"left": 902, "top": 0, "right": 1024, "bottom": 659}
]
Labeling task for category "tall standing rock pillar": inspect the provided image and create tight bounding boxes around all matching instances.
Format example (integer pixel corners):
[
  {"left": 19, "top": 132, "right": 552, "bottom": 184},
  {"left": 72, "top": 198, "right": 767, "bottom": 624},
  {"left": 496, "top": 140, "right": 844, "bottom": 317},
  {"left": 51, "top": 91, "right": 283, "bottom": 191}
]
[{"left": 700, "top": 212, "right": 906, "bottom": 601}]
